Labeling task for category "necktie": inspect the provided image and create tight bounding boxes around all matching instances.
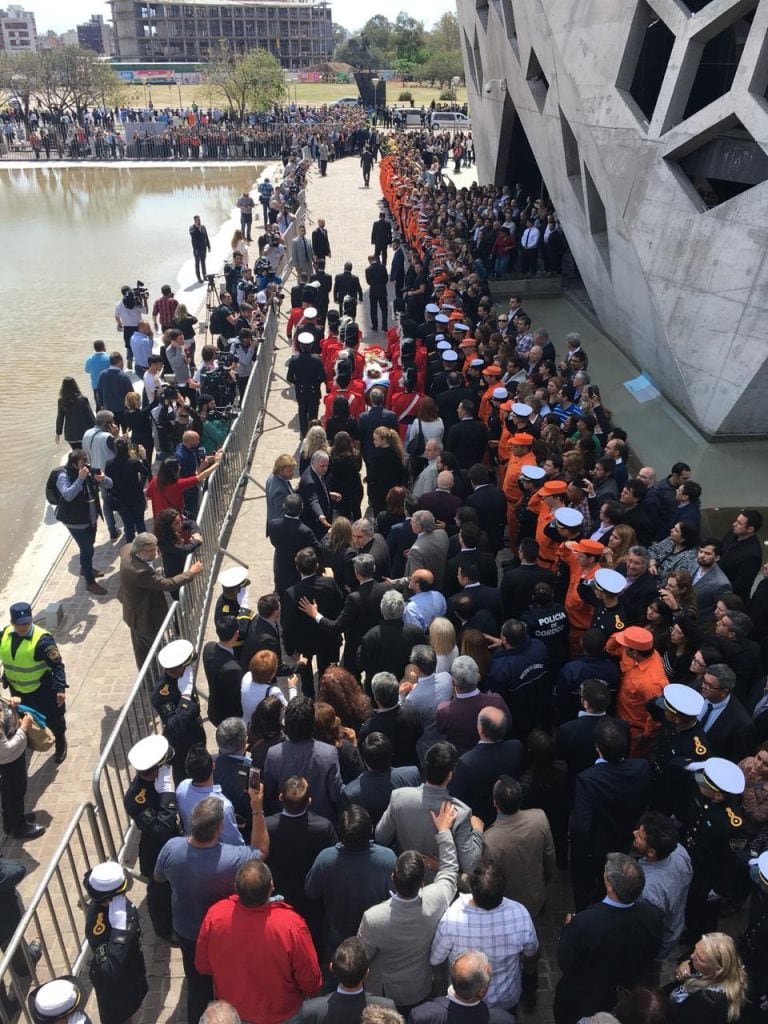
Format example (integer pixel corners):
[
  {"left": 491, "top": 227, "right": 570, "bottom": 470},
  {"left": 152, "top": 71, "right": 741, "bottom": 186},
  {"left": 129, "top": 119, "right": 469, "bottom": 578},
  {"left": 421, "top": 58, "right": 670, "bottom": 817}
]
[
  {"left": 753, "top": 693, "right": 768, "bottom": 720},
  {"left": 303, "top": 239, "right": 309, "bottom": 261},
  {"left": 523, "top": 229, "right": 530, "bottom": 247},
  {"left": 700, "top": 701, "right": 715, "bottom": 729}
]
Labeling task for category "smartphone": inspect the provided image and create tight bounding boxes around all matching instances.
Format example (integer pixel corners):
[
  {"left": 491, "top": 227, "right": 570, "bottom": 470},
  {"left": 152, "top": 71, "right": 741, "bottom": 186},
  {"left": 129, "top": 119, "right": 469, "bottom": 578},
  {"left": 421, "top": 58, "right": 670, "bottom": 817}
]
[{"left": 249, "top": 767, "right": 261, "bottom": 790}]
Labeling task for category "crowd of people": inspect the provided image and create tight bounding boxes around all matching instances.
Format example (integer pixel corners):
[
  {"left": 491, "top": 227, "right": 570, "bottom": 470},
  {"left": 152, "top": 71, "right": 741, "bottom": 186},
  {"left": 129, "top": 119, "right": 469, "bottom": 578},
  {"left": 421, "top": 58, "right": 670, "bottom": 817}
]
[{"left": 5, "top": 120, "right": 768, "bottom": 1024}]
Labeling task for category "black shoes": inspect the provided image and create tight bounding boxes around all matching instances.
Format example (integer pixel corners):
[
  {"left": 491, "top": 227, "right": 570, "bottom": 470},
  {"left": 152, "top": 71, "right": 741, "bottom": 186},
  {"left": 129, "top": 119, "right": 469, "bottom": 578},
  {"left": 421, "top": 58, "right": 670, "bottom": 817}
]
[
  {"left": 12, "top": 822, "right": 46, "bottom": 841},
  {"left": 54, "top": 740, "right": 68, "bottom": 765}
]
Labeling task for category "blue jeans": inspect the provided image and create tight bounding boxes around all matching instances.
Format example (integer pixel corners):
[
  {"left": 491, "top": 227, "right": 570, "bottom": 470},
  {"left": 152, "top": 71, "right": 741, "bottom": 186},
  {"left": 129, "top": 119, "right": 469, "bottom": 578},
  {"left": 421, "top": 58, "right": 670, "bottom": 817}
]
[
  {"left": 68, "top": 524, "right": 96, "bottom": 583},
  {"left": 119, "top": 504, "right": 146, "bottom": 543},
  {"left": 102, "top": 491, "right": 119, "bottom": 536},
  {"left": 494, "top": 254, "right": 511, "bottom": 277}
]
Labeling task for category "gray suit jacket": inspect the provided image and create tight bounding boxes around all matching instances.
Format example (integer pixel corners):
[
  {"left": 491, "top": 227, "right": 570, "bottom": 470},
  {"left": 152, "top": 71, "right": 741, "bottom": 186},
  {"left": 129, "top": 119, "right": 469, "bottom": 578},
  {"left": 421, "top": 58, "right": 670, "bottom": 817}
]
[
  {"left": 693, "top": 564, "right": 732, "bottom": 625},
  {"left": 264, "top": 738, "right": 343, "bottom": 822},
  {"left": 358, "top": 829, "right": 458, "bottom": 1007},
  {"left": 405, "top": 528, "right": 450, "bottom": 591},
  {"left": 375, "top": 784, "right": 482, "bottom": 881}
]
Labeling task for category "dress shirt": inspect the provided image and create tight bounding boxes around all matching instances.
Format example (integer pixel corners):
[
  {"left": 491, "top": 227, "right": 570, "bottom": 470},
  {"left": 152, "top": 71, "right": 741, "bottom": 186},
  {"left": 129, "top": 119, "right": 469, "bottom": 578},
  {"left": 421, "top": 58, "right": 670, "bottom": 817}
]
[
  {"left": 175, "top": 781, "right": 244, "bottom": 846},
  {"left": 699, "top": 695, "right": 729, "bottom": 732},
  {"left": 404, "top": 590, "right": 448, "bottom": 630}
]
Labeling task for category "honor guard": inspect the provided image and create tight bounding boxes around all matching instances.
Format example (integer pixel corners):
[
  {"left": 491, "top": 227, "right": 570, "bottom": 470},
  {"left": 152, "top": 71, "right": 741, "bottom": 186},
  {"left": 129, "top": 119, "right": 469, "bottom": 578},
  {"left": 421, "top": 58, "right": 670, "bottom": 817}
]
[
  {"left": 124, "top": 734, "right": 181, "bottom": 942},
  {"left": 286, "top": 331, "right": 326, "bottom": 438},
  {"left": 739, "top": 850, "right": 768, "bottom": 1020},
  {"left": 682, "top": 757, "right": 748, "bottom": 942},
  {"left": 152, "top": 639, "right": 206, "bottom": 784},
  {"left": 516, "top": 465, "right": 546, "bottom": 544},
  {"left": 28, "top": 977, "right": 91, "bottom": 1024},
  {"left": 586, "top": 568, "right": 628, "bottom": 639},
  {"left": 214, "top": 566, "right": 253, "bottom": 662},
  {"left": 83, "top": 862, "right": 148, "bottom": 1024},
  {"left": 1, "top": 602, "right": 68, "bottom": 764},
  {"left": 648, "top": 683, "right": 709, "bottom": 820}
]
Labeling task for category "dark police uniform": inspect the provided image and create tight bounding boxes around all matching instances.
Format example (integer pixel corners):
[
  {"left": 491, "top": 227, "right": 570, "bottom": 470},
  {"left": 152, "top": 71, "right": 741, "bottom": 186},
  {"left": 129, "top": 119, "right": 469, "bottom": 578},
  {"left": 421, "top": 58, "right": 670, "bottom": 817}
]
[
  {"left": 739, "top": 881, "right": 768, "bottom": 1023},
  {"left": 286, "top": 348, "right": 326, "bottom": 437},
  {"left": 650, "top": 722, "right": 709, "bottom": 820},
  {"left": 85, "top": 898, "right": 148, "bottom": 1024},
  {"left": 213, "top": 591, "right": 253, "bottom": 661},
  {"left": 0, "top": 623, "right": 67, "bottom": 760},
  {"left": 123, "top": 776, "right": 180, "bottom": 940},
  {"left": 683, "top": 792, "right": 748, "bottom": 940},
  {"left": 151, "top": 675, "right": 205, "bottom": 785},
  {"left": 590, "top": 602, "right": 628, "bottom": 639}
]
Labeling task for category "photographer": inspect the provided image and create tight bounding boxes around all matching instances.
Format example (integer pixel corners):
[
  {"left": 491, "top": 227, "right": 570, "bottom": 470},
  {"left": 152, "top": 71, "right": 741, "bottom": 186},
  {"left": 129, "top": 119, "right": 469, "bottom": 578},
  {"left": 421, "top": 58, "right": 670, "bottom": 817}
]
[
  {"left": 55, "top": 449, "right": 112, "bottom": 595},
  {"left": 209, "top": 291, "right": 239, "bottom": 341},
  {"left": 197, "top": 393, "right": 232, "bottom": 451},
  {"left": 230, "top": 328, "right": 258, "bottom": 401},
  {"left": 115, "top": 285, "right": 144, "bottom": 370},
  {"left": 196, "top": 345, "right": 238, "bottom": 410}
]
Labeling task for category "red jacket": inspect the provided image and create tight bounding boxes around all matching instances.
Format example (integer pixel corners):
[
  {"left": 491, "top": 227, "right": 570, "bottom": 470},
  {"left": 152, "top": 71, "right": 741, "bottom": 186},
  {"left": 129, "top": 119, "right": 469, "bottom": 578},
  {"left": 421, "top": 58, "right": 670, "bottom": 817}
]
[{"left": 195, "top": 896, "right": 322, "bottom": 1024}]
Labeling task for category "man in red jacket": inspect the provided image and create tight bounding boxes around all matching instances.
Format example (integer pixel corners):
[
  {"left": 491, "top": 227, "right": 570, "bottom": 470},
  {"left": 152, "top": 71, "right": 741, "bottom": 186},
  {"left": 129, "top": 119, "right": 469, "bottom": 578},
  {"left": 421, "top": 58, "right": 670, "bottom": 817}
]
[{"left": 196, "top": 859, "right": 322, "bottom": 1023}]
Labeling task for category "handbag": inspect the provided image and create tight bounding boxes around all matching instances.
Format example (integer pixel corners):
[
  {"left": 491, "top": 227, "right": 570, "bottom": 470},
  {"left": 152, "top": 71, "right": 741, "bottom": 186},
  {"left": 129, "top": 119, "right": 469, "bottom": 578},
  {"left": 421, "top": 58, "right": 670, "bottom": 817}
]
[
  {"left": 17, "top": 704, "right": 55, "bottom": 753},
  {"left": 405, "top": 418, "right": 425, "bottom": 458}
]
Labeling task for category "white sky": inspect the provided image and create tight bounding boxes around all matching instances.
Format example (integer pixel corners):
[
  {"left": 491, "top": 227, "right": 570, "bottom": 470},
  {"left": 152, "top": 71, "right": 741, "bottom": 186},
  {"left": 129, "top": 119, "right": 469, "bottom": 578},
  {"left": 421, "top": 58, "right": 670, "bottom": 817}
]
[{"left": 30, "top": 1, "right": 458, "bottom": 36}]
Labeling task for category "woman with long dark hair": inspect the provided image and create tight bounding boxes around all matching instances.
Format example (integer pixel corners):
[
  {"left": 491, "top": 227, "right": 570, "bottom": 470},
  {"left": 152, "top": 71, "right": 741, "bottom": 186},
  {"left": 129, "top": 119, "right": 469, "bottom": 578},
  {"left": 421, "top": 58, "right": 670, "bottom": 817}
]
[
  {"left": 320, "top": 517, "right": 356, "bottom": 592},
  {"left": 317, "top": 665, "right": 372, "bottom": 734},
  {"left": 328, "top": 430, "right": 363, "bottom": 521},
  {"left": 154, "top": 507, "right": 202, "bottom": 579},
  {"left": 55, "top": 377, "right": 95, "bottom": 449},
  {"left": 375, "top": 486, "right": 407, "bottom": 539},
  {"left": 145, "top": 455, "right": 218, "bottom": 519},
  {"left": 105, "top": 437, "right": 150, "bottom": 543}
]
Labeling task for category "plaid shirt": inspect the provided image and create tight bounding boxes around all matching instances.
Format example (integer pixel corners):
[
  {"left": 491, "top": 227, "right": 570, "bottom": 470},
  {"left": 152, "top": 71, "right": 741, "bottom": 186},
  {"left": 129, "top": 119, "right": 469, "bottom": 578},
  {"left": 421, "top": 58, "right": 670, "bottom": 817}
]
[
  {"left": 430, "top": 894, "right": 539, "bottom": 1008},
  {"left": 152, "top": 295, "right": 178, "bottom": 328}
]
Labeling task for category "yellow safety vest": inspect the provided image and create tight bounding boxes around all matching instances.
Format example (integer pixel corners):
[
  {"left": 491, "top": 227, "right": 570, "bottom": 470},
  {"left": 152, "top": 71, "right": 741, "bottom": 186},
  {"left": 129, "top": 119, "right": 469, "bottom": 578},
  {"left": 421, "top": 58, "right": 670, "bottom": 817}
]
[{"left": 0, "top": 624, "right": 48, "bottom": 693}]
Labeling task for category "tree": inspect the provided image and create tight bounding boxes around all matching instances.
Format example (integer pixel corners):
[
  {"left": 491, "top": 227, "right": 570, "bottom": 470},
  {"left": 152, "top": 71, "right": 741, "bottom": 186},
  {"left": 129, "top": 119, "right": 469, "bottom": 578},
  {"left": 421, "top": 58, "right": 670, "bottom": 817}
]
[
  {"left": 0, "top": 47, "right": 123, "bottom": 124},
  {"left": 429, "top": 13, "right": 460, "bottom": 53},
  {"left": 360, "top": 15, "right": 395, "bottom": 64},
  {"left": 206, "top": 47, "right": 285, "bottom": 121},
  {"left": 332, "top": 22, "right": 349, "bottom": 48},
  {"left": 422, "top": 50, "right": 463, "bottom": 88},
  {"left": 0, "top": 51, "right": 41, "bottom": 125},
  {"left": 392, "top": 12, "right": 425, "bottom": 64}
]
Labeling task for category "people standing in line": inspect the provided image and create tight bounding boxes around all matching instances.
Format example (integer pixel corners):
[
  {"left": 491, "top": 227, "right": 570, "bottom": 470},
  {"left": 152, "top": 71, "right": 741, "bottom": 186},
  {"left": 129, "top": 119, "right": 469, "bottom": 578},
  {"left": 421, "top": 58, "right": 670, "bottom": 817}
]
[{"left": 84, "top": 340, "right": 111, "bottom": 410}]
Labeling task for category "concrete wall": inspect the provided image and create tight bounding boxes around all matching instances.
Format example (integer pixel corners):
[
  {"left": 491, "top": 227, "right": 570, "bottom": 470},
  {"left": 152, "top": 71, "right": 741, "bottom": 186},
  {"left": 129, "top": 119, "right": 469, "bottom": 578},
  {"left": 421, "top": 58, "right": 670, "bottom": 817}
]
[{"left": 456, "top": 0, "right": 768, "bottom": 436}]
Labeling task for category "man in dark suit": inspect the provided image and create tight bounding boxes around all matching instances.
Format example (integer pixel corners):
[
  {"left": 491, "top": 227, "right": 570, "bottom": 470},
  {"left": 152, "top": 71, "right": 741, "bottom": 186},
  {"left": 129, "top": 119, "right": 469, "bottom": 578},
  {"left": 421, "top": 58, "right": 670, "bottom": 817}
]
[
  {"left": 554, "top": 853, "right": 663, "bottom": 1024},
  {"left": 500, "top": 538, "right": 554, "bottom": 620},
  {"left": 618, "top": 546, "right": 658, "bottom": 624},
  {"left": 389, "top": 239, "right": 406, "bottom": 306},
  {"left": 311, "top": 218, "right": 331, "bottom": 263},
  {"left": 570, "top": 717, "right": 652, "bottom": 910},
  {"left": 711, "top": 610, "right": 762, "bottom": 701},
  {"left": 555, "top": 679, "right": 629, "bottom": 786},
  {"left": 619, "top": 479, "right": 654, "bottom": 547},
  {"left": 436, "top": 372, "right": 473, "bottom": 433},
  {"left": 445, "top": 400, "right": 490, "bottom": 470},
  {"left": 388, "top": 502, "right": 419, "bottom": 578},
  {"left": 466, "top": 465, "right": 508, "bottom": 555},
  {"left": 300, "top": 937, "right": 395, "bottom": 1024},
  {"left": 358, "top": 388, "right": 397, "bottom": 469},
  {"left": 720, "top": 510, "right": 763, "bottom": 603},
  {"left": 699, "top": 662, "right": 755, "bottom": 762},
  {"left": 340, "top": 732, "right": 421, "bottom": 827},
  {"left": 299, "top": 554, "right": 390, "bottom": 675},
  {"left": 268, "top": 493, "right": 319, "bottom": 595},
  {"left": 436, "top": 657, "right": 509, "bottom": 755},
  {"left": 283, "top": 548, "right": 345, "bottom": 697},
  {"left": 410, "top": 950, "right": 515, "bottom": 1024},
  {"left": 351, "top": 519, "right": 391, "bottom": 584},
  {"left": 202, "top": 616, "right": 243, "bottom": 725},
  {"left": 418, "top": 471, "right": 463, "bottom": 528},
  {"left": 213, "top": 717, "right": 254, "bottom": 840},
  {"left": 444, "top": 522, "right": 498, "bottom": 599},
  {"left": 298, "top": 451, "right": 338, "bottom": 540},
  {"left": 448, "top": 707, "right": 524, "bottom": 825},
  {"left": 370, "top": 211, "right": 393, "bottom": 266},
  {"left": 265, "top": 775, "right": 337, "bottom": 947},
  {"left": 449, "top": 561, "right": 502, "bottom": 632},
  {"left": 358, "top": 673, "right": 423, "bottom": 768},
  {"left": 365, "top": 254, "right": 390, "bottom": 332},
  {"left": 333, "top": 261, "right": 363, "bottom": 311},
  {"left": 358, "top": 590, "right": 425, "bottom": 692}
]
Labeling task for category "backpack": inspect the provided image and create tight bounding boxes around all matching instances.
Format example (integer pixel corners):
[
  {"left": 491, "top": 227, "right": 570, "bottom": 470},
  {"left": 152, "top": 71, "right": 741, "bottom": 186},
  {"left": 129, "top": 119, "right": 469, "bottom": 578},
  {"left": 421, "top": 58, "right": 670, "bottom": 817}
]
[
  {"left": 209, "top": 304, "right": 227, "bottom": 335},
  {"left": 45, "top": 468, "right": 62, "bottom": 507}
]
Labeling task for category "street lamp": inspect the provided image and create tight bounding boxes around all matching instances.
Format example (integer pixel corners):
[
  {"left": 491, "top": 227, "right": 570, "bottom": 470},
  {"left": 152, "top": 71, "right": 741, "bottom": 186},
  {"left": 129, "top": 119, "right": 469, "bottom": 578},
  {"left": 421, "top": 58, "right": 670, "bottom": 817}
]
[{"left": 371, "top": 75, "right": 380, "bottom": 109}]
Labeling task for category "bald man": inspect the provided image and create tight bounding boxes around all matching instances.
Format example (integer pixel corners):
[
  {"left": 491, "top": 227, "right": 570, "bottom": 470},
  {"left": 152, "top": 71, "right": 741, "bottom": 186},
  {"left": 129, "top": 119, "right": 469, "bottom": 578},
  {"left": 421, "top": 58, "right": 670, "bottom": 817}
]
[
  {"left": 404, "top": 570, "right": 447, "bottom": 630},
  {"left": 418, "top": 471, "right": 463, "bottom": 527},
  {"left": 638, "top": 465, "right": 666, "bottom": 540},
  {"left": 448, "top": 708, "right": 525, "bottom": 826},
  {"left": 410, "top": 950, "right": 515, "bottom": 1024}
]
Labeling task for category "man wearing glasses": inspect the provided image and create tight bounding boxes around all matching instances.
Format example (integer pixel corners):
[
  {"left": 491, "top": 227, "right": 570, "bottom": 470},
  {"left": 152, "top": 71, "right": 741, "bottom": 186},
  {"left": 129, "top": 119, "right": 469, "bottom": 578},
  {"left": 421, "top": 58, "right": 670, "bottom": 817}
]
[{"left": 697, "top": 663, "right": 755, "bottom": 763}]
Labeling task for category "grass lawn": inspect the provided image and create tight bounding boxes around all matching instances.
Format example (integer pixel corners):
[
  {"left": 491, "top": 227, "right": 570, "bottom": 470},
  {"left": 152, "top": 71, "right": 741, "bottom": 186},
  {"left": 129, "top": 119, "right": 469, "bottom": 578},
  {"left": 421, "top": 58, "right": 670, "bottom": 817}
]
[{"left": 115, "top": 80, "right": 468, "bottom": 111}]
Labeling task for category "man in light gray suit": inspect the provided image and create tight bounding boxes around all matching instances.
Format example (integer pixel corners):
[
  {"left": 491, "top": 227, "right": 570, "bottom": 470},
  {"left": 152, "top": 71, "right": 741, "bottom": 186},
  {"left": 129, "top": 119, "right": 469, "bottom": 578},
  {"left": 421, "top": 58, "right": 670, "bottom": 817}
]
[
  {"left": 404, "top": 511, "right": 450, "bottom": 593},
  {"left": 358, "top": 801, "right": 459, "bottom": 1013},
  {"left": 692, "top": 540, "right": 732, "bottom": 626},
  {"left": 375, "top": 742, "right": 484, "bottom": 883},
  {"left": 291, "top": 223, "right": 315, "bottom": 279}
]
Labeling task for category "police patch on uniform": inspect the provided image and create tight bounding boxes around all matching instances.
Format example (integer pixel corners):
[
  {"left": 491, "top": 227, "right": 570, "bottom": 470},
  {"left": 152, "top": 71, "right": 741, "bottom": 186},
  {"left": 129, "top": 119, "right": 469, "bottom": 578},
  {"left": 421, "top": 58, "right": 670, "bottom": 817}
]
[{"left": 47, "top": 646, "right": 62, "bottom": 661}]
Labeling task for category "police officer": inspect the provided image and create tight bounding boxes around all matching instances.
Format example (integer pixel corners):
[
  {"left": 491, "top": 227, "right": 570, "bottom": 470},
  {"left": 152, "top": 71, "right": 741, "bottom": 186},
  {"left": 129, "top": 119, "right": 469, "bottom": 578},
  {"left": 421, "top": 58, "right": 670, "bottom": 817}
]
[
  {"left": 286, "top": 330, "right": 326, "bottom": 437},
  {"left": 682, "top": 756, "right": 748, "bottom": 942},
  {"left": 586, "top": 567, "right": 629, "bottom": 638},
  {"left": 28, "top": 977, "right": 91, "bottom": 1024},
  {"left": 648, "top": 683, "right": 709, "bottom": 820},
  {"left": 151, "top": 639, "right": 205, "bottom": 785},
  {"left": 214, "top": 566, "right": 253, "bottom": 661},
  {"left": 739, "top": 850, "right": 768, "bottom": 1024},
  {"left": 124, "top": 734, "right": 180, "bottom": 942},
  {"left": 517, "top": 464, "right": 546, "bottom": 543},
  {"left": 291, "top": 305, "right": 323, "bottom": 350},
  {"left": 0, "top": 602, "right": 68, "bottom": 764},
  {"left": 83, "top": 862, "right": 148, "bottom": 1024}
]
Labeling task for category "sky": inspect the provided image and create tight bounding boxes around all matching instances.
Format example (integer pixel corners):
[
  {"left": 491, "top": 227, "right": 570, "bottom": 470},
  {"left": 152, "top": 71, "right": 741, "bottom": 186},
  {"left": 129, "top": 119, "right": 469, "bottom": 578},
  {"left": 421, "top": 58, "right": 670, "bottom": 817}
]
[{"left": 30, "top": 0, "right": 458, "bottom": 35}]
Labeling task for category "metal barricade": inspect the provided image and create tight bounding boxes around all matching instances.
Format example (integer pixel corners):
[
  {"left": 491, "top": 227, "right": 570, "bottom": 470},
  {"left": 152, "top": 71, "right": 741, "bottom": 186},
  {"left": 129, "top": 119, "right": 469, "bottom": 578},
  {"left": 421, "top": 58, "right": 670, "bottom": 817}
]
[
  {"left": 0, "top": 803, "right": 106, "bottom": 1024},
  {"left": 90, "top": 603, "right": 180, "bottom": 863}
]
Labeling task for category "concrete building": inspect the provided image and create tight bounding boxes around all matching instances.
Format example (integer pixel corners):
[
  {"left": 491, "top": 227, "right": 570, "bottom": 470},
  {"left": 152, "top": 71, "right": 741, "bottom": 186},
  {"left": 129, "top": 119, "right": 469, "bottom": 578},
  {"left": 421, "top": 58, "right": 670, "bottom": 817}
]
[
  {"left": 109, "top": 0, "right": 333, "bottom": 69},
  {"left": 456, "top": 0, "right": 768, "bottom": 437},
  {"left": 77, "top": 14, "right": 113, "bottom": 55},
  {"left": 0, "top": 5, "right": 37, "bottom": 53}
]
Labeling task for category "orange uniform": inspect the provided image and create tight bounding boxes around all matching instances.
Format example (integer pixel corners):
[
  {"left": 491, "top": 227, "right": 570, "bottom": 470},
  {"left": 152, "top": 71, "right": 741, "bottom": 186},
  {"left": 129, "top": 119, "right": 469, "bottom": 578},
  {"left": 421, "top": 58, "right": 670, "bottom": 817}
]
[
  {"left": 607, "top": 633, "right": 666, "bottom": 756},
  {"left": 558, "top": 544, "right": 600, "bottom": 654},
  {"left": 502, "top": 451, "right": 537, "bottom": 545}
]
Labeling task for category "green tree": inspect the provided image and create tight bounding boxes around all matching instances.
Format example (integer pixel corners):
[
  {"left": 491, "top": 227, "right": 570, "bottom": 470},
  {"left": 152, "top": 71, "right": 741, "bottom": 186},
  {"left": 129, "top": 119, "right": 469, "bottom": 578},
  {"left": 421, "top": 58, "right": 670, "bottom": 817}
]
[
  {"left": 422, "top": 49, "right": 463, "bottom": 88},
  {"left": 392, "top": 12, "right": 425, "bottom": 64},
  {"left": 206, "top": 46, "right": 285, "bottom": 120},
  {"left": 20, "top": 48, "right": 123, "bottom": 123},
  {"left": 428, "top": 12, "right": 460, "bottom": 52},
  {"left": 332, "top": 22, "right": 349, "bottom": 49},
  {"left": 0, "top": 50, "right": 41, "bottom": 124},
  {"left": 360, "top": 15, "right": 395, "bottom": 64}
]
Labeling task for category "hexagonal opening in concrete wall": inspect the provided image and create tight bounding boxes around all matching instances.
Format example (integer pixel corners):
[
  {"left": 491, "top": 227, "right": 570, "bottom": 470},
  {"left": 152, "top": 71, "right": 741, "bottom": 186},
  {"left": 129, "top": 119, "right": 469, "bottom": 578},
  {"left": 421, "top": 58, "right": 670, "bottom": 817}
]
[
  {"left": 559, "top": 109, "right": 585, "bottom": 209},
  {"left": 665, "top": 115, "right": 768, "bottom": 210},
  {"left": 497, "top": 0, "right": 519, "bottom": 54},
  {"left": 584, "top": 163, "right": 611, "bottom": 273},
  {"left": 682, "top": 7, "right": 757, "bottom": 120},
  {"left": 476, "top": 0, "right": 489, "bottom": 34},
  {"left": 526, "top": 49, "right": 549, "bottom": 113},
  {"left": 463, "top": 26, "right": 483, "bottom": 93},
  {"left": 616, "top": 0, "right": 675, "bottom": 127}
]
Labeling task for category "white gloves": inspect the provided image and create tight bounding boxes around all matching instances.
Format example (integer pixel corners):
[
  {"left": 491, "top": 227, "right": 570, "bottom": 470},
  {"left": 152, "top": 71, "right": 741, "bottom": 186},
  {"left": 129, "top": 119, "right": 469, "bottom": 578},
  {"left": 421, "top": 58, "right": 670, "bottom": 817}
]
[
  {"left": 178, "top": 666, "right": 194, "bottom": 699},
  {"left": 108, "top": 895, "right": 128, "bottom": 930},
  {"left": 155, "top": 764, "right": 175, "bottom": 794},
  {"left": 237, "top": 586, "right": 250, "bottom": 609}
]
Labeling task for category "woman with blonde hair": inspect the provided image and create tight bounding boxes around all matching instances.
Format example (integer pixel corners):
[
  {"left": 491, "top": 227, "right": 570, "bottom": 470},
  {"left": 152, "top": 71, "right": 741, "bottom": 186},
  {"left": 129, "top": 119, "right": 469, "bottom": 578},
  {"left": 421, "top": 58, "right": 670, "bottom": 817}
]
[
  {"left": 460, "top": 628, "right": 491, "bottom": 679},
  {"left": 299, "top": 424, "right": 329, "bottom": 474},
  {"left": 265, "top": 453, "right": 296, "bottom": 523},
  {"left": 602, "top": 523, "right": 637, "bottom": 572},
  {"left": 230, "top": 228, "right": 249, "bottom": 262},
  {"left": 429, "top": 617, "right": 458, "bottom": 674},
  {"left": 668, "top": 932, "right": 746, "bottom": 1024},
  {"left": 367, "top": 426, "right": 408, "bottom": 515}
]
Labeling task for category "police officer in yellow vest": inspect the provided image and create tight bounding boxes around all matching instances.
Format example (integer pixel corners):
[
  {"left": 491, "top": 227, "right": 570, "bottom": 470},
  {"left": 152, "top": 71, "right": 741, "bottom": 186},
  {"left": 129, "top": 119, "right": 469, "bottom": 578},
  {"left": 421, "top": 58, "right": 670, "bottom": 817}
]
[{"left": 0, "top": 603, "right": 68, "bottom": 765}]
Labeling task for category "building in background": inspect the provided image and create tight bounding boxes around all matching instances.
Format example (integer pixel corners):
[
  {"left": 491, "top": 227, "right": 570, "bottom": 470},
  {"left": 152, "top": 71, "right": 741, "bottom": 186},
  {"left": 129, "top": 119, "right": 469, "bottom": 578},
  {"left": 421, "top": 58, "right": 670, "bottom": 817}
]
[
  {"left": 109, "top": 0, "right": 333, "bottom": 69},
  {"left": 456, "top": 0, "right": 768, "bottom": 437},
  {"left": 0, "top": 5, "right": 37, "bottom": 53},
  {"left": 77, "top": 14, "right": 113, "bottom": 55}
]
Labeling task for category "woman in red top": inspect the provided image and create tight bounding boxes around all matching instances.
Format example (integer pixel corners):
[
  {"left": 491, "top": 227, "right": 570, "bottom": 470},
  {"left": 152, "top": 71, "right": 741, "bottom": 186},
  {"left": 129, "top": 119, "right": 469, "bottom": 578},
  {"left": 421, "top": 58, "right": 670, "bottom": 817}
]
[{"left": 146, "top": 455, "right": 219, "bottom": 520}]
